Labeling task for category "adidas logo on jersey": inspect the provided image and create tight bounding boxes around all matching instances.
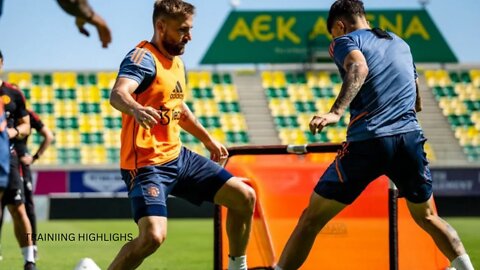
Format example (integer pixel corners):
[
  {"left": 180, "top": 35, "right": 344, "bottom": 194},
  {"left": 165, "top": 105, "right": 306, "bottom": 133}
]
[{"left": 170, "top": 81, "right": 184, "bottom": 99}]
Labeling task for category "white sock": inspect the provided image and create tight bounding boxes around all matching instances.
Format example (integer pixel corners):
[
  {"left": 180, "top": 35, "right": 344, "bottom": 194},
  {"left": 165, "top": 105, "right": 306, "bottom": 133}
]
[
  {"left": 228, "top": 255, "right": 247, "bottom": 270},
  {"left": 451, "top": 254, "right": 474, "bottom": 270},
  {"left": 21, "top": 246, "right": 35, "bottom": 263}
]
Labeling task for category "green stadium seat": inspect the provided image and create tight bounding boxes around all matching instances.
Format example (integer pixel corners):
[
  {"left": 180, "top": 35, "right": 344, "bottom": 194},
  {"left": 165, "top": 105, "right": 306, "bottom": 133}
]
[
  {"left": 32, "top": 74, "right": 41, "bottom": 85},
  {"left": 88, "top": 73, "right": 97, "bottom": 85},
  {"left": 285, "top": 72, "right": 295, "bottom": 84},
  {"left": 305, "top": 131, "right": 328, "bottom": 143},
  {"left": 79, "top": 102, "right": 101, "bottom": 114},
  {"left": 57, "top": 148, "right": 81, "bottom": 164},
  {"left": 297, "top": 72, "right": 307, "bottom": 84},
  {"left": 330, "top": 73, "right": 341, "bottom": 84},
  {"left": 274, "top": 116, "right": 286, "bottom": 128},
  {"left": 22, "top": 88, "right": 31, "bottom": 99},
  {"left": 445, "top": 86, "right": 456, "bottom": 97},
  {"left": 223, "top": 73, "right": 232, "bottom": 84},
  {"left": 77, "top": 74, "right": 86, "bottom": 85},
  {"left": 294, "top": 102, "right": 307, "bottom": 113},
  {"left": 66, "top": 88, "right": 76, "bottom": 99},
  {"left": 460, "top": 71, "right": 472, "bottom": 83},
  {"left": 218, "top": 102, "right": 240, "bottom": 113},
  {"left": 449, "top": 72, "right": 460, "bottom": 83},
  {"left": 43, "top": 74, "right": 53, "bottom": 85},
  {"left": 266, "top": 87, "right": 278, "bottom": 98},
  {"left": 432, "top": 86, "right": 444, "bottom": 98},
  {"left": 101, "top": 88, "right": 110, "bottom": 99},
  {"left": 212, "top": 73, "right": 221, "bottom": 84},
  {"left": 278, "top": 87, "right": 289, "bottom": 98},
  {"left": 107, "top": 148, "right": 120, "bottom": 163}
]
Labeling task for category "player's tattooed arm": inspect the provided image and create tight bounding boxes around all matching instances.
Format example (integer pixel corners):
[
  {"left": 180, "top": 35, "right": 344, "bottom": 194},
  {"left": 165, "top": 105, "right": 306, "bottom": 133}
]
[{"left": 330, "top": 50, "right": 368, "bottom": 116}]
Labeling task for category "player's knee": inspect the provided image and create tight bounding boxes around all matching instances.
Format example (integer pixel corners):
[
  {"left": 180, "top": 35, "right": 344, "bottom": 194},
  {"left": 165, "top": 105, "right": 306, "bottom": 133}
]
[
  {"left": 140, "top": 231, "right": 165, "bottom": 253},
  {"left": 236, "top": 183, "right": 256, "bottom": 216},
  {"left": 413, "top": 211, "right": 438, "bottom": 230}
]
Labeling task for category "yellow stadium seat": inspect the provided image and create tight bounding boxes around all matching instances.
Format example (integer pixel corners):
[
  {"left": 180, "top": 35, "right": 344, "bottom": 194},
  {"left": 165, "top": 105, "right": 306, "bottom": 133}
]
[
  {"left": 306, "top": 71, "right": 318, "bottom": 88},
  {"left": 84, "top": 85, "right": 101, "bottom": 102},
  {"left": 317, "top": 72, "right": 332, "bottom": 88},
  {"left": 35, "top": 147, "right": 57, "bottom": 165},
  {"left": 40, "top": 114, "right": 56, "bottom": 129},
  {"left": 223, "top": 84, "right": 239, "bottom": 101},
  {"left": 8, "top": 72, "right": 31, "bottom": 88},
  {"left": 81, "top": 146, "right": 107, "bottom": 164},
  {"left": 79, "top": 115, "right": 103, "bottom": 132},
  {"left": 210, "top": 128, "right": 226, "bottom": 143},
  {"left": 261, "top": 71, "right": 273, "bottom": 89},
  {"left": 193, "top": 100, "right": 218, "bottom": 116},
  {"left": 268, "top": 98, "right": 283, "bottom": 116},
  {"left": 97, "top": 71, "right": 116, "bottom": 89},
  {"left": 198, "top": 71, "right": 212, "bottom": 88},
  {"left": 326, "top": 127, "right": 346, "bottom": 143},
  {"left": 272, "top": 71, "right": 286, "bottom": 88},
  {"left": 187, "top": 72, "right": 200, "bottom": 89},
  {"left": 213, "top": 84, "right": 225, "bottom": 101},
  {"left": 297, "top": 113, "right": 313, "bottom": 130},
  {"left": 469, "top": 69, "right": 480, "bottom": 87},
  {"left": 278, "top": 128, "right": 307, "bottom": 145}
]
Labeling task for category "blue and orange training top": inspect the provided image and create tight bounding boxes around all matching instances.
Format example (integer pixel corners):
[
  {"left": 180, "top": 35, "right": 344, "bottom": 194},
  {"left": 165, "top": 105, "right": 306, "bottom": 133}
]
[{"left": 118, "top": 41, "right": 186, "bottom": 170}]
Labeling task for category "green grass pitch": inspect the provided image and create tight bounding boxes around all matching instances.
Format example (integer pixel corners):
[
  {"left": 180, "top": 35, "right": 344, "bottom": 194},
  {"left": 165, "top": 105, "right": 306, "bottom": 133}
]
[{"left": 0, "top": 218, "right": 478, "bottom": 269}]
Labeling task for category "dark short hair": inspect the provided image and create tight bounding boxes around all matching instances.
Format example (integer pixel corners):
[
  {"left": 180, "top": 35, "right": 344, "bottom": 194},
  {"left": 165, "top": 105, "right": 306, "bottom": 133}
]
[
  {"left": 152, "top": 0, "right": 195, "bottom": 24},
  {"left": 327, "top": 0, "right": 366, "bottom": 34},
  {"left": 0, "top": 50, "right": 3, "bottom": 60}
]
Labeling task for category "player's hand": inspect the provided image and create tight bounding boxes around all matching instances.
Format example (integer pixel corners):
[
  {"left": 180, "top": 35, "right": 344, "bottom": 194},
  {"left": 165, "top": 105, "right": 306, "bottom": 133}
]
[
  {"left": 309, "top": 112, "right": 341, "bottom": 135},
  {"left": 20, "top": 154, "right": 34, "bottom": 165},
  {"left": 204, "top": 139, "right": 229, "bottom": 163},
  {"left": 133, "top": 106, "right": 162, "bottom": 130},
  {"left": 75, "top": 13, "right": 112, "bottom": 48}
]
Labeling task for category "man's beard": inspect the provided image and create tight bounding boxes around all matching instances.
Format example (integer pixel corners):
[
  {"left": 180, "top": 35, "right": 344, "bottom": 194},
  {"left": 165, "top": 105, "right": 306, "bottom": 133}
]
[{"left": 162, "top": 38, "right": 185, "bottom": 56}]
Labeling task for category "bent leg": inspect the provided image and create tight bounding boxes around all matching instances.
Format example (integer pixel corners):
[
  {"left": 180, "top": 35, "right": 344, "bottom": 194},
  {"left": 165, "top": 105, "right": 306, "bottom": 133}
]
[
  {"left": 276, "top": 192, "right": 346, "bottom": 270},
  {"left": 108, "top": 216, "right": 167, "bottom": 270},
  {"left": 214, "top": 177, "right": 256, "bottom": 257},
  {"left": 407, "top": 196, "right": 466, "bottom": 260}
]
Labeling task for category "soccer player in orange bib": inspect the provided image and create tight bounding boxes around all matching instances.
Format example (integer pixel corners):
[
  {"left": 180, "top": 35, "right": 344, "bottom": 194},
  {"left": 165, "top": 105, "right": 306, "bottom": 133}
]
[{"left": 108, "top": 1, "right": 255, "bottom": 269}]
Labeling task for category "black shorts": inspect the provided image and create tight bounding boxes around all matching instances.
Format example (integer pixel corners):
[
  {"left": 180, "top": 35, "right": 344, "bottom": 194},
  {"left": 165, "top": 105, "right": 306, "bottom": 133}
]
[{"left": 2, "top": 152, "right": 25, "bottom": 205}]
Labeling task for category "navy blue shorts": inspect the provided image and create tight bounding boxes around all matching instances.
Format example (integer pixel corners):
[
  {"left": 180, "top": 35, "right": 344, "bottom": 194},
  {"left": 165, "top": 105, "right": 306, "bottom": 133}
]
[
  {"left": 314, "top": 130, "right": 432, "bottom": 204},
  {"left": 121, "top": 147, "right": 233, "bottom": 222},
  {"left": 0, "top": 129, "right": 9, "bottom": 190}
]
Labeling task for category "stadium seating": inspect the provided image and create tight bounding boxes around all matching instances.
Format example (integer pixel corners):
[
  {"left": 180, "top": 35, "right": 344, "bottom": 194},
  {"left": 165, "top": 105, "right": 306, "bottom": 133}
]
[
  {"left": 7, "top": 70, "right": 249, "bottom": 165},
  {"left": 263, "top": 70, "right": 349, "bottom": 145},
  {"left": 426, "top": 69, "right": 480, "bottom": 161},
  {"left": 263, "top": 70, "right": 437, "bottom": 160}
]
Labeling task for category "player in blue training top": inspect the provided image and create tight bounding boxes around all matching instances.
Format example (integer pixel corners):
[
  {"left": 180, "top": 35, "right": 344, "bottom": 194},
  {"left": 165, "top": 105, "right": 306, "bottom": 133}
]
[{"left": 275, "top": 1, "right": 474, "bottom": 270}]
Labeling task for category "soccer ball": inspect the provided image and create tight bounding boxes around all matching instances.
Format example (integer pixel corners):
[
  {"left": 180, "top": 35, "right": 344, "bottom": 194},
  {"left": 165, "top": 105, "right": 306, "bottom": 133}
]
[{"left": 74, "top": 258, "right": 101, "bottom": 270}]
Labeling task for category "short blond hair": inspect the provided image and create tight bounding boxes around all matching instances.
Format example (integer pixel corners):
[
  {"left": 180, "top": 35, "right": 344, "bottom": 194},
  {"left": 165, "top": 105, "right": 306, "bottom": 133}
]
[{"left": 153, "top": 0, "right": 195, "bottom": 24}]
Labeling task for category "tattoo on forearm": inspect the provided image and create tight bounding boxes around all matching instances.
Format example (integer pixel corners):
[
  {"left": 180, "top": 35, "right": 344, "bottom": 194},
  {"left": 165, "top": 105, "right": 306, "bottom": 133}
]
[{"left": 331, "top": 63, "right": 366, "bottom": 115}]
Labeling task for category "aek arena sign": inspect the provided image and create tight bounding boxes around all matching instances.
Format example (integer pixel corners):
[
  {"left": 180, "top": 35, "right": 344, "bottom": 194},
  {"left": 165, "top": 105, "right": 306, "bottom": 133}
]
[{"left": 201, "top": 10, "right": 456, "bottom": 64}]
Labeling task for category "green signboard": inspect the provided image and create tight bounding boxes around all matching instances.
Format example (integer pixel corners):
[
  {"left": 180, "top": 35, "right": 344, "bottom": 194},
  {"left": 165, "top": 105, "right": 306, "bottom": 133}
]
[{"left": 201, "top": 10, "right": 457, "bottom": 64}]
